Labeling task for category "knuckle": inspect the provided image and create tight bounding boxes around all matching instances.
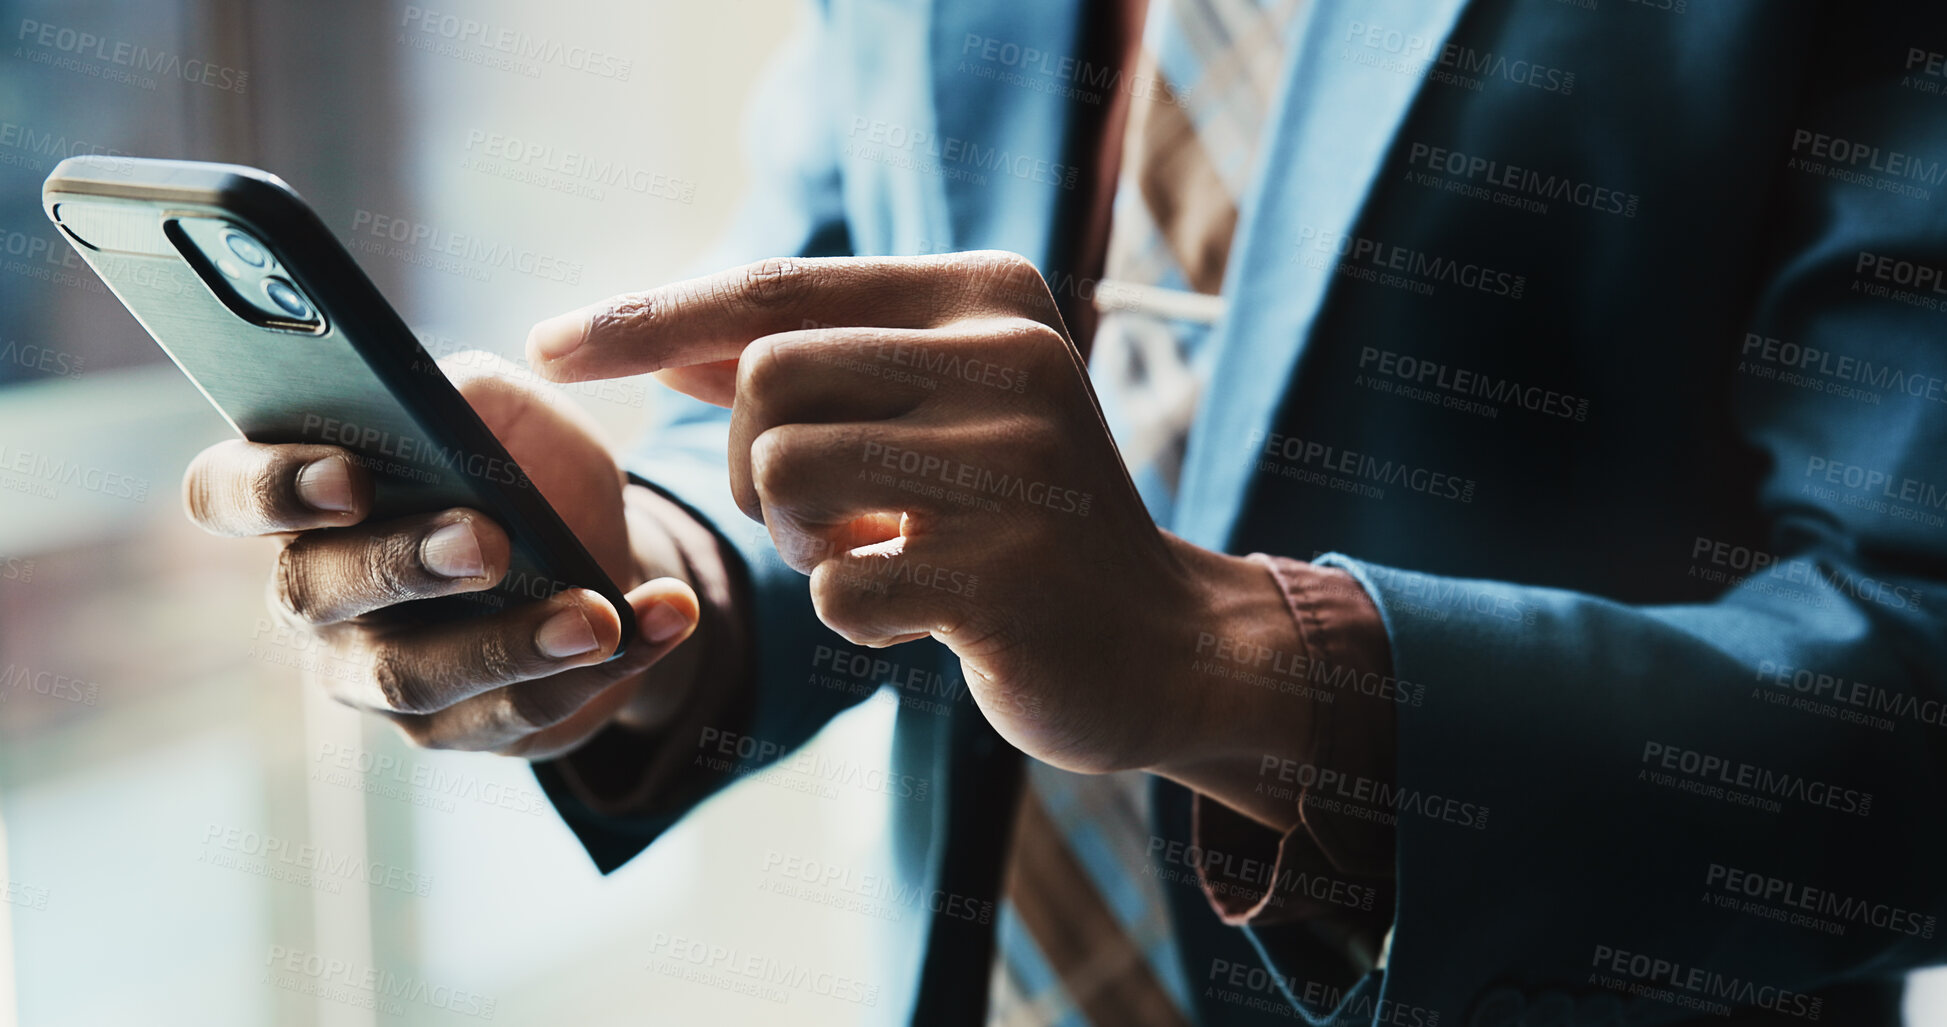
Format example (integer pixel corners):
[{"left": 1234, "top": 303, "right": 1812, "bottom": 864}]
[
  {"left": 812, "top": 606, "right": 869, "bottom": 647},
  {"left": 183, "top": 441, "right": 270, "bottom": 533},
  {"left": 478, "top": 627, "right": 529, "bottom": 685},
  {"left": 739, "top": 257, "right": 808, "bottom": 310},
  {"left": 370, "top": 644, "right": 437, "bottom": 714},
  {"left": 810, "top": 570, "right": 869, "bottom": 636},
  {"left": 748, "top": 427, "right": 796, "bottom": 497},
  {"left": 181, "top": 453, "right": 223, "bottom": 531},
  {"left": 358, "top": 528, "right": 430, "bottom": 605},
  {"left": 245, "top": 451, "right": 299, "bottom": 525},
  {"left": 769, "top": 518, "right": 826, "bottom": 576},
  {"left": 981, "top": 248, "right": 1038, "bottom": 276},
  {"left": 1014, "top": 320, "right": 1073, "bottom": 369},
  {"left": 588, "top": 293, "right": 660, "bottom": 363},
  {"left": 975, "top": 250, "right": 1050, "bottom": 305},
  {"left": 272, "top": 542, "right": 327, "bottom": 623},
  {"left": 736, "top": 336, "right": 788, "bottom": 399}
]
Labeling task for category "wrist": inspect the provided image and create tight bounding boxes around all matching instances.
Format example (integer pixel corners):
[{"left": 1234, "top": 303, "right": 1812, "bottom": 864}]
[{"left": 1142, "top": 536, "right": 1316, "bottom": 832}]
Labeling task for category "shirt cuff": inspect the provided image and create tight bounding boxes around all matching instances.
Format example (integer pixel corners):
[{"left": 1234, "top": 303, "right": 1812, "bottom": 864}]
[
  {"left": 1192, "top": 556, "right": 1398, "bottom": 929},
  {"left": 538, "top": 477, "right": 756, "bottom": 819}
]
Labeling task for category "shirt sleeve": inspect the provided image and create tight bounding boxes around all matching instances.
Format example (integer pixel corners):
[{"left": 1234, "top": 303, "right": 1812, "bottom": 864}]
[{"left": 1192, "top": 555, "right": 1400, "bottom": 936}]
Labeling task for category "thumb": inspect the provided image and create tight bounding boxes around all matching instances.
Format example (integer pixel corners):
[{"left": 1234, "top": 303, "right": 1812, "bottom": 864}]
[{"left": 626, "top": 576, "right": 701, "bottom": 650}]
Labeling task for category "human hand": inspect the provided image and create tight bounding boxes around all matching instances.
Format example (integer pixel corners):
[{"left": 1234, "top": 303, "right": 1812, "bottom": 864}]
[
  {"left": 526, "top": 252, "right": 1297, "bottom": 782},
  {"left": 184, "top": 360, "right": 703, "bottom": 758}
]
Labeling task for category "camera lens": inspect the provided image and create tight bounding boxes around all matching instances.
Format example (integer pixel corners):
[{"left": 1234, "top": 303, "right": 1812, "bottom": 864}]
[
  {"left": 224, "top": 230, "right": 269, "bottom": 268},
  {"left": 263, "top": 277, "right": 313, "bottom": 320}
]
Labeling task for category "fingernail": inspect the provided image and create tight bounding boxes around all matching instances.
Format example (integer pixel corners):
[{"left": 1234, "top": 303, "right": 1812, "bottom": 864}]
[
  {"left": 641, "top": 601, "right": 691, "bottom": 644},
  {"left": 536, "top": 607, "right": 599, "bottom": 659},
  {"left": 421, "top": 520, "right": 484, "bottom": 579},
  {"left": 528, "top": 312, "right": 588, "bottom": 362},
  {"left": 296, "top": 458, "right": 354, "bottom": 513}
]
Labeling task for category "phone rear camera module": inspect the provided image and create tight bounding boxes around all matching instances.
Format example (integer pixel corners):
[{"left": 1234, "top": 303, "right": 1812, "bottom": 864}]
[
  {"left": 262, "top": 277, "right": 313, "bottom": 320},
  {"left": 223, "top": 230, "right": 269, "bottom": 268},
  {"left": 165, "top": 216, "right": 325, "bottom": 333}
]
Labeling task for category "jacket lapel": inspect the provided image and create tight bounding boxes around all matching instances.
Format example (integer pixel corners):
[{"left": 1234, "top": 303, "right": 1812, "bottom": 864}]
[
  {"left": 918, "top": 0, "right": 1098, "bottom": 267},
  {"left": 1173, "top": 0, "right": 1477, "bottom": 548}
]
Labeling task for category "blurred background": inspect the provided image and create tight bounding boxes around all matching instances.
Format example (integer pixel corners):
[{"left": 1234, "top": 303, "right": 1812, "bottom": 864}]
[{"left": 0, "top": 0, "right": 914, "bottom": 1023}]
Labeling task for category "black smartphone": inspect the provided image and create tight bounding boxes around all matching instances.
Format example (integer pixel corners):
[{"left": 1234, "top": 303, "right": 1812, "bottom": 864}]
[{"left": 42, "top": 155, "right": 635, "bottom": 649}]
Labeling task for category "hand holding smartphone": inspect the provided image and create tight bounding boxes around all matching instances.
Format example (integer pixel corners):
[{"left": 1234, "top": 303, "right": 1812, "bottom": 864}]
[{"left": 43, "top": 156, "right": 703, "bottom": 754}]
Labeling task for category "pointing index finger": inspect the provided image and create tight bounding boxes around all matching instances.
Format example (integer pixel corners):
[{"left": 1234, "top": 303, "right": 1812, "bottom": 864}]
[{"left": 524, "top": 254, "right": 989, "bottom": 386}]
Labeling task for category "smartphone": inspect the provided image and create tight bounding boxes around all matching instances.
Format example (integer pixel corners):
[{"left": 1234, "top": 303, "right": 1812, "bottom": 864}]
[{"left": 42, "top": 155, "right": 635, "bottom": 649}]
